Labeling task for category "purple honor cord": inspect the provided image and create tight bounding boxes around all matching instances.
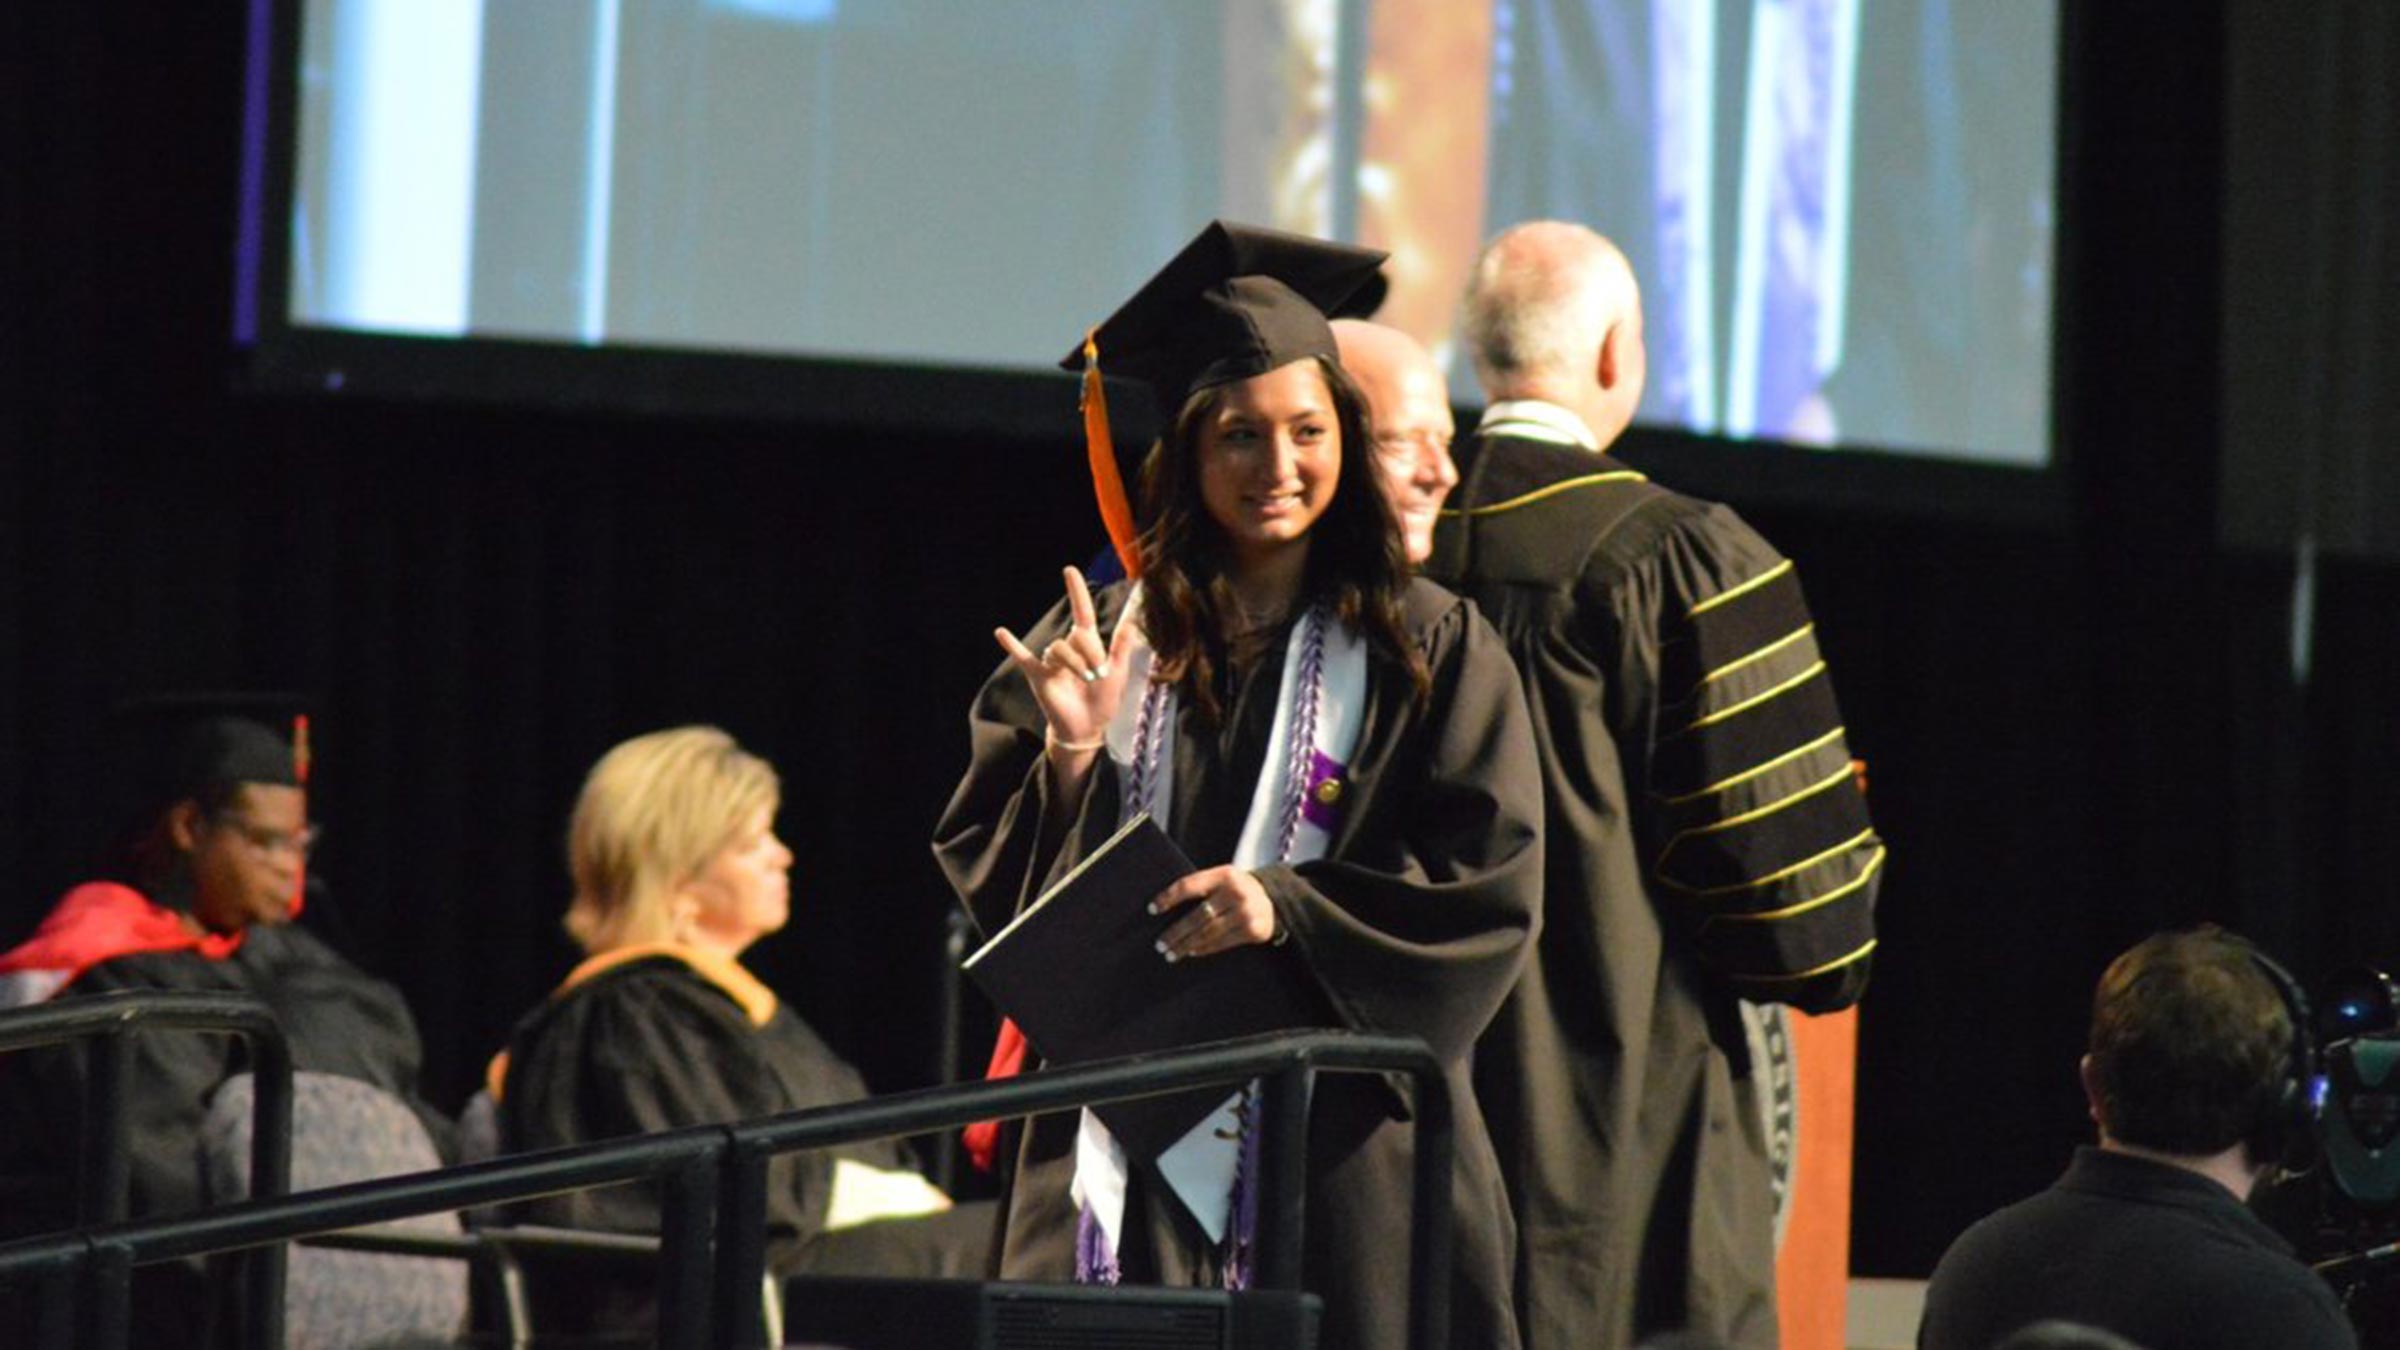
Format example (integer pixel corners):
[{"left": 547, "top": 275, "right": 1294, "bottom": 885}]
[{"left": 1075, "top": 607, "right": 1330, "bottom": 1289}]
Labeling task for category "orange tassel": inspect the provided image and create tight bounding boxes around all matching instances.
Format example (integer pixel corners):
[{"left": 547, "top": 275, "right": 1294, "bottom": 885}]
[
  {"left": 291, "top": 713, "right": 312, "bottom": 917},
  {"left": 1081, "top": 331, "right": 1142, "bottom": 579},
  {"left": 962, "top": 337, "right": 1141, "bottom": 1168}
]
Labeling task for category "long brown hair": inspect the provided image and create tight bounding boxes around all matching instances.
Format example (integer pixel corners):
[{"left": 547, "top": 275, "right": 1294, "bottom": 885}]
[{"left": 1134, "top": 356, "right": 1429, "bottom": 723}]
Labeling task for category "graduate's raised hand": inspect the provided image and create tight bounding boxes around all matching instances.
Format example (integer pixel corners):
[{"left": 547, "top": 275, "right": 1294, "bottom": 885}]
[
  {"left": 1148, "top": 865, "right": 1278, "bottom": 961},
  {"left": 994, "top": 565, "right": 1135, "bottom": 758}
]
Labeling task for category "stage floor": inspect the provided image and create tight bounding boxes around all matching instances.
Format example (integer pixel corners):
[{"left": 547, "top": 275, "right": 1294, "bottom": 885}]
[{"left": 1846, "top": 1277, "right": 1929, "bottom": 1349}]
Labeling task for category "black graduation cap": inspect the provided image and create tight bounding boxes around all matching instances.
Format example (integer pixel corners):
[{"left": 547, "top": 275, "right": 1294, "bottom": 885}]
[
  {"left": 1343, "top": 268, "right": 1391, "bottom": 322},
  {"left": 1061, "top": 220, "right": 1389, "bottom": 415},
  {"left": 111, "top": 691, "right": 311, "bottom": 819}
]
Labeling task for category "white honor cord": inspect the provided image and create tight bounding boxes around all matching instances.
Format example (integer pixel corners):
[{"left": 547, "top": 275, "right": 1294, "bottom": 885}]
[{"left": 1076, "top": 587, "right": 1369, "bottom": 1245}]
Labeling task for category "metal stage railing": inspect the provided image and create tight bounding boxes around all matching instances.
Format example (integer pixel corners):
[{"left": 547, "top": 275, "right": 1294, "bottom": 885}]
[
  {"left": 0, "top": 1027, "right": 1454, "bottom": 1350},
  {"left": 0, "top": 989, "right": 296, "bottom": 1347}
]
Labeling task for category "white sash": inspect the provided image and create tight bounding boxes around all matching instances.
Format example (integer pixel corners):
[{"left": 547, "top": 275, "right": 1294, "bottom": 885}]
[
  {"left": 0, "top": 968, "right": 69, "bottom": 1010},
  {"left": 1069, "top": 583, "right": 1368, "bottom": 1255}
]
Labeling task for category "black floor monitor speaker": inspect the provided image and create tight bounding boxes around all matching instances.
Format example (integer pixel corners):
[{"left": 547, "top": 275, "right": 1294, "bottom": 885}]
[{"left": 782, "top": 1276, "right": 1322, "bottom": 1350}]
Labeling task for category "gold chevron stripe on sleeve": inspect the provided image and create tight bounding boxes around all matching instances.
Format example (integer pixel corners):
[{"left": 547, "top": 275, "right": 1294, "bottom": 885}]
[
  {"left": 1657, "top": 725, "right": 1850, "bottom": 806},
  {"left": 1726, "top": 937, "right": 1879, "bottom": 984},
  {"left": 1675, "top": 661, "right": 1826, "bottom": 735},
  {"left": 1687, "top": 557, "right": 1795, "bottom": 617},
  {"left": 1702, "top": 846, "right": 1886, "bottom": 923},
  {"left": 1658, "top": 827, "right": 1880, "bottom": 897},
  {"left": 1701, "top": 623, "right": 1816, "bottom": 688},
  {"left": 1659, "top": 764, "right": 1861, "bottom": 855}
]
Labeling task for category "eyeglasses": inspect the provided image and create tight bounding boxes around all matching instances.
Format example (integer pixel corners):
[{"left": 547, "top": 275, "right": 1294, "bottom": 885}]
[
  {"left": 211, "top": 814, "right": 322, "bottom": 860},
  {"left": 1373, "top": 429, "right": 1454, "bottom": 463}
]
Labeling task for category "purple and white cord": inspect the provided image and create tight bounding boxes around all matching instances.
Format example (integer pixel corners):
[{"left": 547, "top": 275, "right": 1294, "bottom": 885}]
[
  {"left": 1271, "top": 611, "right": 1328, "bottom": 862},
  {"left": 1082, "top": 606, "right": 1329, "bottom": 1290}
]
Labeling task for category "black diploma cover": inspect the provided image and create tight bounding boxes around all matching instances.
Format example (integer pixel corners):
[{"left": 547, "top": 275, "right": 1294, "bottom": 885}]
[{"left": 962, "top": 814, "right": 1321, "bottom": 1160}]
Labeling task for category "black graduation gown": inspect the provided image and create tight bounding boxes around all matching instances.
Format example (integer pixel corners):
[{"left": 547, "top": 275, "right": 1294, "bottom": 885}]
[
  {"left": 933, "top": 576, "right": 1543, "bottom": 1350},
  {"left": 1427, "top": 429, "right": 1883, "bottom": 1350},
  {"left": 0, "top": 905, "right": 439, "bottom": 1349},
  {"left": 496, "top": 953, "right": 989, "bottom": 1339},
  {"left": 0, "top": 918, "right": 438, "bottom": 1226}
]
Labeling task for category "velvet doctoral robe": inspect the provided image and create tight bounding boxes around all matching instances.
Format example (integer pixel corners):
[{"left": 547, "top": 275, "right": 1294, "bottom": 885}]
[{"left": 1428, "top": 429, "right": 1883, "bottom": 1350}]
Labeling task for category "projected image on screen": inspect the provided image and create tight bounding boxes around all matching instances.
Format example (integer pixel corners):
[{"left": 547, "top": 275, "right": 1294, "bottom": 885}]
[
  {"left": 1475, "top": 1, "right": 2056, "bottom": 464},
  {"left": 284, "top": 0, "right": 2055, "bottom": 467}
]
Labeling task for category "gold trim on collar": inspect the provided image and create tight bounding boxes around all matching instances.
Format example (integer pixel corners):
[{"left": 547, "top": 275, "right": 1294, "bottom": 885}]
[
  {"left": 486, "top": 943, "right": 778, "bottom": 1104},
  {"left": 556, "top": 943, "right": 780, "bottom": 1028},
  {"left": 1435, "top": 471, "right": 1648, "bottom": 519}
]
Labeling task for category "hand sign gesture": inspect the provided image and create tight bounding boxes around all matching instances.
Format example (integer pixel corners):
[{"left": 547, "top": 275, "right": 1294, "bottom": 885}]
[{"left": 994, "top": 566, "right": 1139, "bottom": 756}]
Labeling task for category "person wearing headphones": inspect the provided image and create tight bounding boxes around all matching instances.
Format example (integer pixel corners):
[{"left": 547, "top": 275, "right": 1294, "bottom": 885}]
[{"left": 1918, "top": 925, "right": 2357, "bottom": 1350}]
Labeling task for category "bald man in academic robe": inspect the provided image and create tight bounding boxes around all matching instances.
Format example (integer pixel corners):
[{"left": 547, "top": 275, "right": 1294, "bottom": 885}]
[{"left": 1427, "top": 221, "right": 1884, "bottom": 1349}]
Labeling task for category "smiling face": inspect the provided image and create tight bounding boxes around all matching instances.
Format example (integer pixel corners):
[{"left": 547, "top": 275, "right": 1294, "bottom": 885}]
[
  {"left": 676, "top": 804, "right": 793, "bottom": 959},
  {"left": 1194, "top": 359, "right": 1343, "bottom": 571},
  {"left": 1374, "top": 422, "right": 1458, "bottom": 565},
  {"left": 1335, "top": 324, "right": 1458, "bottom": 564}
]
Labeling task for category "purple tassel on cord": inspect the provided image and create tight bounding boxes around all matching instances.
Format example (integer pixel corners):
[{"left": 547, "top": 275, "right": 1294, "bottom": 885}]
[
  {"left": 1272, "top": 611, "right": 1328, "bottom": 859},
  {"left": 1075, "top": 1201, "right": 1122, "bottom": 1286},
  {"left": 1221, "top": 1088, "right": 1264, "bottom": 1291},
  {"left": 1106, "top": 613, "right": 1319, "bottom": 1294}
]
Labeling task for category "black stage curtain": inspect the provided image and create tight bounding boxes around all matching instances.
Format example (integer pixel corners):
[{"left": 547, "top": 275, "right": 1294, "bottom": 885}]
[
  {"left": 2222, "top": 0, "right": 2400, "bottom": 556},
  {"left": 5, "top": 3, "right": 2397, "bottom": 1274}
]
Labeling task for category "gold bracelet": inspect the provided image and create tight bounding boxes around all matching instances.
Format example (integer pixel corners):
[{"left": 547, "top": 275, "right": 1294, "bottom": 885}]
[{"left": 1045, "top": 728, "right": 1106, "bottom": 753}]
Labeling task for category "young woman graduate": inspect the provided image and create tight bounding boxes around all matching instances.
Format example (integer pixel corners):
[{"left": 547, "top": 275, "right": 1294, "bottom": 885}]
[{"left": 933, "top": 221, "right": 1544, "bottom": 1350}]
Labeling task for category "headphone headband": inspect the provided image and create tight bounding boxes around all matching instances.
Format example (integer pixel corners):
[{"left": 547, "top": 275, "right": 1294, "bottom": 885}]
[{"left": 2238, "top": 938, "right": 2322, "bottom": 1168}]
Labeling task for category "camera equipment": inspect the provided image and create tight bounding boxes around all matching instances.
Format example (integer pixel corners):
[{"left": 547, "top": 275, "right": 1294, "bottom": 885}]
[
  {"left": 2322, "top": 1034, "right": 2400, "bottom": 1211},
  {"left": 2309, "top": 966, "right": 2400, "bottom": 1217},
  {"left": 2251, "top": 961, "right": 2400, "bottom": 1345},
  {"left": 2320, "top": 966, "right": 2400, "bottom": 1043}
]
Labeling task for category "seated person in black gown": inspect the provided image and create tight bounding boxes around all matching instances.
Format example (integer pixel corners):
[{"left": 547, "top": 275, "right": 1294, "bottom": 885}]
[
  {"left": 492, "top": 725, "right": 989, "bottom": 1340},
  {"left": 0, "top": 695, "right": 443, "bottom": 1345}
]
